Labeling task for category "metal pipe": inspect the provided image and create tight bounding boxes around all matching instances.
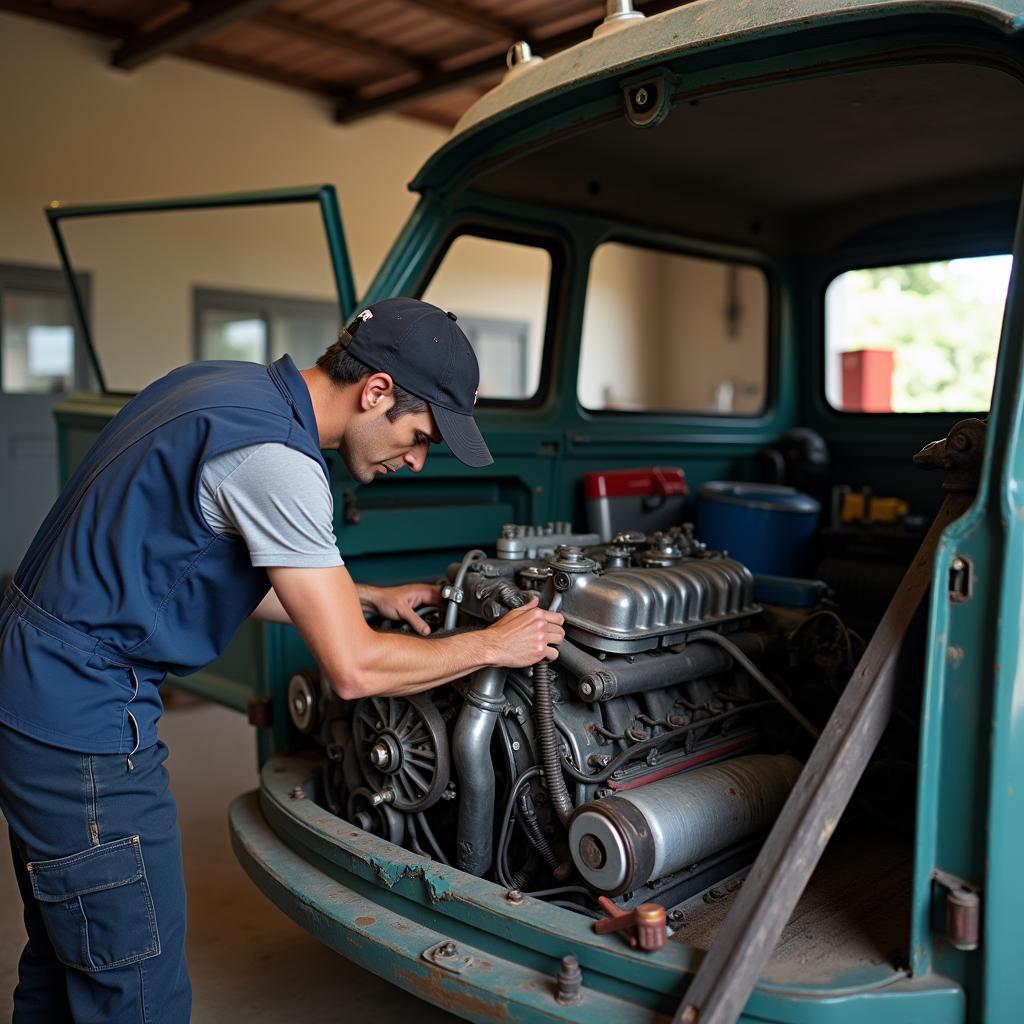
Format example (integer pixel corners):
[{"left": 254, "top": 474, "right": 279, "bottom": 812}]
[
  {"left": 452, "top": 667, "right": 507, "bottom": 875},
  {"left": 444, "top": 548, "right": 485, "bottom": 630},
  {"left": 556, "top": 633, "right": 773, "bottom": 701},
  {"left": 688, "top": 630, "right": 819, "bottom": 740}
]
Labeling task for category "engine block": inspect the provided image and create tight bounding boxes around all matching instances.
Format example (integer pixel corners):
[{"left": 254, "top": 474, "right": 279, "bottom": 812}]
[{"left": 291, "top": 521, "right": 826, "bottom": 913}]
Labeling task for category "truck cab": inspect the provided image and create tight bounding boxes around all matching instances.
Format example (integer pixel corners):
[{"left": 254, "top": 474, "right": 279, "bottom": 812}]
[{"left": 50, "top": 1, "right": 1024, "bottom": 1021}]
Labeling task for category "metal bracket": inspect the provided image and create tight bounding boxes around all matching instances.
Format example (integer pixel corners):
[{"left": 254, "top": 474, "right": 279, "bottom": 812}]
[
  {"left": 246, "top": 695, "right": 272, "bottom": 728},
  {"left": 421, "top": 940, "right": 474, "bottom": 974},
  {"left": 933, "top": 869, "right": 981, "bottom": 951},
  {"left": 619, "top": 67, "right": 676, "bottom": 129}
]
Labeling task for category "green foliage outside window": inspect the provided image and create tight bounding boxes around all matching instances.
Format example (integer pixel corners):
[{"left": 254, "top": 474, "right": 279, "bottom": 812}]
[{"left": 826, "top": 255, "right": 1012, "bottom": 413}]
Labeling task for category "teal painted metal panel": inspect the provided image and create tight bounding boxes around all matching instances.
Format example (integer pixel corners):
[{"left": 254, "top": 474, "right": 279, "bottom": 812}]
[
  {"left": 910, "top": 196, "right": 1024, "bottom": 1021},
  {"left": 230, "top": 756, "right": 966, "bottom": 1024}
]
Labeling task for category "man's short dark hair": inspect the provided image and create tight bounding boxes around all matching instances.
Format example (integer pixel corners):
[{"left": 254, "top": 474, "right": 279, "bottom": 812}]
[{"left": 317, "top": 323, "right": 428, "bottom": 423}]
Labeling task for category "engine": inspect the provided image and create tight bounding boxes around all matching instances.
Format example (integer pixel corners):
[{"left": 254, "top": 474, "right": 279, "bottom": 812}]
[{"left": 287, "top": 522, "right": 849, "bottom": 913}]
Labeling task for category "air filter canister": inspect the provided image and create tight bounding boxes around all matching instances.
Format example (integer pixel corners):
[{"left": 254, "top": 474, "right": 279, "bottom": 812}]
[{"left": 568, "top": 754, "right": 802, "bottom": 895}]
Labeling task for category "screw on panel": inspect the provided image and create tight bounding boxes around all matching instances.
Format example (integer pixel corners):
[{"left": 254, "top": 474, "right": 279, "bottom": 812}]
[
  {"left": 555, "top": 955, "right": 583, "bottom": 1004},
  {"left": 437, "top": 941, "right": 457, "bottom": 958},
  {"left": 506, "top": 889, "right": 525, "bottom": 905},
  {"left": 290, "top": 786, "right": 306, "bottom": 800}
]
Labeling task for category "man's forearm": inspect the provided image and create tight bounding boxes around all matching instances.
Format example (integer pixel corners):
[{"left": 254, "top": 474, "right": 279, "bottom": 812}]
[
  {"left": 266, "top": 565, "right": 563, "bottom": 701},
  {"left": 335, "top": 627, "right": 496, "bottom": 698}
]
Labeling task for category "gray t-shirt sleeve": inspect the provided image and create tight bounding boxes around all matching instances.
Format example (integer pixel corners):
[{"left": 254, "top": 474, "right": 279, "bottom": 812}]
[{"left": 198, "top": 443, "right": 343, "bottom": 568}]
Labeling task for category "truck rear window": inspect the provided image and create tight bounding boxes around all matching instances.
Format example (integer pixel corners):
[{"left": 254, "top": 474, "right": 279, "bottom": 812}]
[
  {"left": 578, "top": 241, "right": 769, "bottom": 415},
  {"left": 824, "top": 255, "right": 1012, "bottom": 413}
]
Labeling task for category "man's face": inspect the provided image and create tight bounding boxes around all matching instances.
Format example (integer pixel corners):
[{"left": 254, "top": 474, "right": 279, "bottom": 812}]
[{"left": 341, "top": 399, "right": 440, "bottom": 484}]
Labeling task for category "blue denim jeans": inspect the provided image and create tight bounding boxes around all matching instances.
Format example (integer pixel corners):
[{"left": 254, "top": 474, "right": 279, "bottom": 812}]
[{"left": 0, "top": 721, "right": 191, "bottom": 1023}]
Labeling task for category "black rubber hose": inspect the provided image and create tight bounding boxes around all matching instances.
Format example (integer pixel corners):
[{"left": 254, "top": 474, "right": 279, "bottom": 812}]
[
  {"left": 532, "top": 659, "right": 574, "bottom": 826},
  {"left": 688, "top": 629, "right": 820, "bottom": 739},
  {"left": 517, "top": 787, "right": 560, "bottom": 873}
]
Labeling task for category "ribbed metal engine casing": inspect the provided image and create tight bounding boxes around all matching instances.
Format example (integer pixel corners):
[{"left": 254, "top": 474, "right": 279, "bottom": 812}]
[{"left": 559, "top": 556, "right": 759, "bottom": 653}]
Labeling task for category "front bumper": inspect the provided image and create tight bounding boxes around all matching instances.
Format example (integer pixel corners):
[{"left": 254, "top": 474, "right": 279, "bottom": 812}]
[{"left": 229, "top": 755, "right": 965, "bottom": 1024}]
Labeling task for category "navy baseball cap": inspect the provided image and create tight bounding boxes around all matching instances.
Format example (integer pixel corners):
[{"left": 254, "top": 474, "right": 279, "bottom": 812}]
[{"left": 342, "top": 297, "right": 493, "bottom": 468}]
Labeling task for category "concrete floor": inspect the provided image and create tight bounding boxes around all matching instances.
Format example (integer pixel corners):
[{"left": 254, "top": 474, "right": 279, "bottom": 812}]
[{"left": 0, "top": 694, "right": 458, "bottom": 1023}]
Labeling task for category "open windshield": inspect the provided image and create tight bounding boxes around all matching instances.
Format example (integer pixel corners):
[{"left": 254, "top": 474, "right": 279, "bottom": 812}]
[{"left": 48, "top": 187, "right": 354, "bottom": 393}]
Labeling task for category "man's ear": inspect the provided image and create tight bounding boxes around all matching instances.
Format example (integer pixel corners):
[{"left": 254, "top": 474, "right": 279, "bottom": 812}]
[{"left": 360, "top": 372, "right": 395, "bottom": 411}]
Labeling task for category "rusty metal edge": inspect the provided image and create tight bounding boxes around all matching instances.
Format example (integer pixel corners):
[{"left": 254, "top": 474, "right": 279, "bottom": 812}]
[{"left": 233, "top": 754, "right": 968, "bottom": 1020}]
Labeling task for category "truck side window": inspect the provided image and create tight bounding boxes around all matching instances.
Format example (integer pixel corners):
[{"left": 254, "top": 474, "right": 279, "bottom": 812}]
[
  {"left": 824, "top": 255, "right": 1012, "bottom": 413},
  {"left": 420, "top": 235, "right": 550, "bottom": 400},
  {"left": 578, "top": 242, "right": 768, "bottom": 415}
]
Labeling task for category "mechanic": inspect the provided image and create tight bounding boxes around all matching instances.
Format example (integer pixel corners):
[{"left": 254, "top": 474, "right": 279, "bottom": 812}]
[{"left": 0, "top": 297, "right": 564, "bottom": 1023}]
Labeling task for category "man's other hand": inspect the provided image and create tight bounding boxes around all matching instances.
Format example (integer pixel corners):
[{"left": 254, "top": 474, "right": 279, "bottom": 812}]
[
  {"left": 365, "top": 583, "right": 443, "bottom": 636},
  {"left": 485, "top": 596, "right": 565, "bottom": 666}
]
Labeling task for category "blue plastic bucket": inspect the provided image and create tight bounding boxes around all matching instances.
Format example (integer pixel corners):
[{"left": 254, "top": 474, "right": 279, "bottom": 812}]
[{"left": 697, "top": 482, "right": 820, "bottom": 576}]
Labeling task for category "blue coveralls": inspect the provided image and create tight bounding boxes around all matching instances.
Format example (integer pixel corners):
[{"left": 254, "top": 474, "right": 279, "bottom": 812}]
[{"left": 0, "top": 355, "right": 327, "bottom": 1023}]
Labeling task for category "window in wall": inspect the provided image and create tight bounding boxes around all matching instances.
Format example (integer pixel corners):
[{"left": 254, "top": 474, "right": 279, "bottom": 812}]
[
  {"left": 195, "top": 289, "right": 340, "bottom": 369},
  {"left": 1, "top": 265, "right": 89, "bottom": 394},
  {"left": 824, "top": 255, "right": 1012, "bottom": 413},
  {"left": 420, "top": 235, "right": 550, "bottom": 400},
  {"left": 578, "top": 242, "right": 769, "bottom": 415}
]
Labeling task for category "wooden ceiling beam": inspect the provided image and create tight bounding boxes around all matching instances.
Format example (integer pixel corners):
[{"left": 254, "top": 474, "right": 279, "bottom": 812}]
[
  {"left": 181, "top": 43, "right": 337, "bottom": 96},
  {"left": 0, "top": 0, "right": 130, "bottom": 38},
  {"left": 334, "top": 0, "right": 686, "bottom": 124},
  {"left": 254, "top": 11, "right": 429, "bottom": 74},
  {"left": 112, "top": 0, "right": 279, "bottom": 70},
  {"left": 398, "top": 0, "right": 530, "bottom": 43}
]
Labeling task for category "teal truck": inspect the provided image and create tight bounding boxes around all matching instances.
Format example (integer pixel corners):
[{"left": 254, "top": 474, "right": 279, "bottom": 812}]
[{"left": 48, "top": 0, "right": 1024, "bottom": 1020}]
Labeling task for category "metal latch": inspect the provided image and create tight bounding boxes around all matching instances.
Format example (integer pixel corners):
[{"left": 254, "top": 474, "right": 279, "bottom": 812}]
[
  {"left": 933, "top": 869, "right": 981, "bottom": 951},
  {"left": 948, "top": 556, "right": 972, "bottom": 603}
]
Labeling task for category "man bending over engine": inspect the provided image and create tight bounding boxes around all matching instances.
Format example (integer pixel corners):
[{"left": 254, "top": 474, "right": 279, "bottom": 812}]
[{"left": 0, "top": 297, "right": 565, "bottom": 1024}]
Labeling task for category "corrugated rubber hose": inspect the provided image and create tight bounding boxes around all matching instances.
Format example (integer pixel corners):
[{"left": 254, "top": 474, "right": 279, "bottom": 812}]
[{"left": 533, "top": 659, "right": 574, "bottom": 826}]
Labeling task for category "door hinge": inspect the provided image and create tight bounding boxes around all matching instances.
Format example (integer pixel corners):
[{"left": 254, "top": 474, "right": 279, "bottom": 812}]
[
  {"left": 933, "top": 869, "right": 981, "bottom": 951},
  {"left": 246, "top": 695, "right": 273, "bottom": 728}
]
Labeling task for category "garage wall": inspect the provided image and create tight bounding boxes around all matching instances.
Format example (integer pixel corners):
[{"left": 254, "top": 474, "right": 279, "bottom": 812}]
[{"left": 0, "top": 11, "right": 448, "bottom": 387}]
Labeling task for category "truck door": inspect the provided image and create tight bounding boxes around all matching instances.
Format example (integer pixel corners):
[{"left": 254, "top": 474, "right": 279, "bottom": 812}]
[{"left": 48, "top": 186, "right": 357, "bottom": 730}]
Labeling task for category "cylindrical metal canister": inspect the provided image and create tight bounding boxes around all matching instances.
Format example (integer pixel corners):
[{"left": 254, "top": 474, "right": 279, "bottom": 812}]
[{"left": 568, "top": 754, "right": 802, "bottom": 895}]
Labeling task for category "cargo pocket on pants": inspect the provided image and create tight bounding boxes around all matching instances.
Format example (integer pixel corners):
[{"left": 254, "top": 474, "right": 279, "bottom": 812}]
[{"left": 28, "top": 835, "right": 161, "bottom": 972}]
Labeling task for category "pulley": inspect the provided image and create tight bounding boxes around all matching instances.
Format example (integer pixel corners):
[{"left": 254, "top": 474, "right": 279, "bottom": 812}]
[{"left": 352, "top": 694, "right": 450, "bottom": 811}]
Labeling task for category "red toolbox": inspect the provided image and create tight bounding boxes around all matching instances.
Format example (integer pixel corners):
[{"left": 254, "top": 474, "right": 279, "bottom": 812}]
[{"left": 583, "top": 467, "right": 688, "bottom": 542}]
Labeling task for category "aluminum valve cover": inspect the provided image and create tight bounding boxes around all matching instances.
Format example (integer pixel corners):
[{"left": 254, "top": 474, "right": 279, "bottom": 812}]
[{"left": 559, "top": 557, "right": 758, "bottom": 653}]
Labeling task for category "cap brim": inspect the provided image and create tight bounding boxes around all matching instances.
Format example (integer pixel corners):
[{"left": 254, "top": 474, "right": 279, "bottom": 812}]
[{"left": 431, "top": 403, "right": 493, "bottom": 468}]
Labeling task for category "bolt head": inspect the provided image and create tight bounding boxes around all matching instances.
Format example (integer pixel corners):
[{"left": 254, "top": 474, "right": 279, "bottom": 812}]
[
  {"left": 369, "top": 741, "right": 391, "bottom": 769},
  {"left": 506, "top": 889, "right": 525, "bottom": 905},
  {"left": 578, "top": 834, "right": 606, "bottom": 870}
]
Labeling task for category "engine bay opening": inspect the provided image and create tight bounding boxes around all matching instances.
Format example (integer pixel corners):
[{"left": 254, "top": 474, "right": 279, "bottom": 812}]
[{"left": 287, "top": 510, "right": 924, "bottom": 983}]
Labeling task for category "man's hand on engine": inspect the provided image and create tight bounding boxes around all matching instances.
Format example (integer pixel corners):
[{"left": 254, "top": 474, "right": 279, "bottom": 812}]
[
  {"left": 362, "top": 583, "right": 442, "bottom": 636},
  {"left": 485, "top": 596, "right": 565, "bottom": 665}
]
